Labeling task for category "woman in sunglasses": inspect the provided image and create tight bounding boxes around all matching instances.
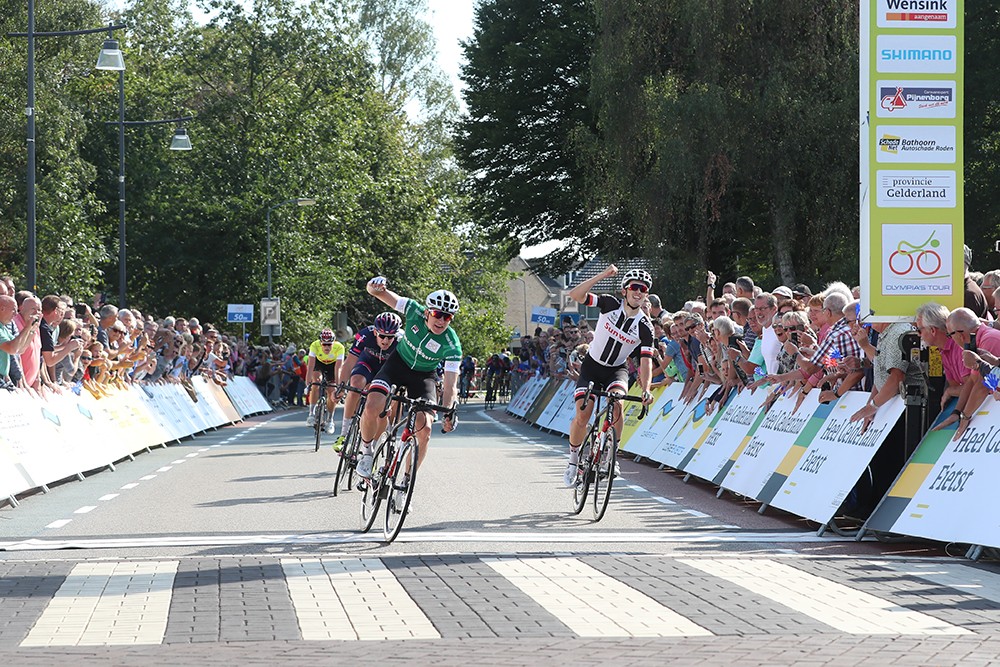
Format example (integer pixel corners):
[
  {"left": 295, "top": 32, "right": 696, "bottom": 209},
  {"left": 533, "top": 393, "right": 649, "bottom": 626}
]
[
  {"left": 562, "top": 265, "right": 657, "bottom": 488},
  {"left": 355, "top": 276, "right": 462, "bottom": 479},
  {"left": 334, "top": 311, "right": 403, "bottom": 450}
]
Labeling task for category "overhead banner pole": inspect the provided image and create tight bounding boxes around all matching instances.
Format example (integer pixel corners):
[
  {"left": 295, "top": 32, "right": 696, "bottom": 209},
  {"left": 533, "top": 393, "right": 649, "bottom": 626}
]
[{"left": 861, "top": 0, "right": 963, "bottom": 321}]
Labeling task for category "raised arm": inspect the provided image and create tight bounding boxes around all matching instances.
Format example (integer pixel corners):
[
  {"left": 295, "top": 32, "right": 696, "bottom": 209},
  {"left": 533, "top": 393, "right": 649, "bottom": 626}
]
[
  {"left": 568, "top": 265, "right": 618, "bottom": 305},
  {"left": 367, "top": 276, "right": 404, "bottom": 310}
]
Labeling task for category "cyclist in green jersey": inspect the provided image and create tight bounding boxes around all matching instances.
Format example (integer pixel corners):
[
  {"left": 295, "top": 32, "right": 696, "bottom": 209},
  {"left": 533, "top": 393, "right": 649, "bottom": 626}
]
[{"left": 356, "top": 276, "right": 461, "bottom": 478}]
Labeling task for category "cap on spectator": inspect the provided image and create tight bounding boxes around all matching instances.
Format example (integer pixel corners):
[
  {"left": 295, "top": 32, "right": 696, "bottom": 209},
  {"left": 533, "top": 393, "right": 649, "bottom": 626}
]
[
  {"left": 792, "top": 283, "right": 812, "bottom": 297},
  {"left": 773, "top": 286, "right": 793, "bottom": 299}
]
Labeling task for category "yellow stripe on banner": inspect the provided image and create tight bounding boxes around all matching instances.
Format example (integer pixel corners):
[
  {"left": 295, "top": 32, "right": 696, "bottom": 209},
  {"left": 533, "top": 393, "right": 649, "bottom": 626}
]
[
  {"left": 775, "top": 445, "right": 808, "bottom": 477},
  {"left": 888, "top": 463, "right": 934, "bottom": 498},
  {"left": 729, "top": 436, "right": 752, "bottom": 462}
]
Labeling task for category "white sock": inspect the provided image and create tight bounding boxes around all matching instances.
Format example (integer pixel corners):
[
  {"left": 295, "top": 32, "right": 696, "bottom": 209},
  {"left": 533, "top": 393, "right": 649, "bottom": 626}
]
[
  {"left": 569, "top": 445, "right": 581, "bottom": 465},
  {"left": 342, "top": 417, "right": 350, "bottom": 434},
  {"left": 362, "top": 439, "right": 373, "bottom": 455}
]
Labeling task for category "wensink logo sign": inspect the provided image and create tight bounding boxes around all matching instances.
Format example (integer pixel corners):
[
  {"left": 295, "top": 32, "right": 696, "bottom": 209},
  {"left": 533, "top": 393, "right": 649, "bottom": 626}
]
[
  {"left": 881, "top": 224, "right": 953, "bottom": 295},
  {"left": 877, "top": 0, "right": 955, "bottom": 29}
]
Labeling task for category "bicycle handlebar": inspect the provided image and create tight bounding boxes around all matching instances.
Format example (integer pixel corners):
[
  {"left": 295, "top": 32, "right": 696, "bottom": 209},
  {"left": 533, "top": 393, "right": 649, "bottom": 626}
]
[{"left": 582, "top": 382, "right": 650, "bottom": 419}]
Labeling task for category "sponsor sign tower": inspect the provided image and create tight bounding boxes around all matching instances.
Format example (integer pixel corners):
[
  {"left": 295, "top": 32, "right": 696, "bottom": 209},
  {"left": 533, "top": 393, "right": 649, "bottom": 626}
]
[{"left": 861, "top": 0, "right": 963, "bottom": 320}]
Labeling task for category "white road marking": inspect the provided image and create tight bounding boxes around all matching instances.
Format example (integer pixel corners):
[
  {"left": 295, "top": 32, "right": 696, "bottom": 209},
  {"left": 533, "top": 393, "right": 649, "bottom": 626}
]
[
  {"left": 170, "top": 460, "right": 186, "bottom": 465},
  {"left": 282, "top": 558, "right": 439, "bottom": 640},
  {"left": 44, "top": 519, "right": 72, "bottom": 529},
  {"left": 156, "top": 467, "right": 172, "bottom": 472},
  {"left": 651, "top": 496, "right": 676, "bottom": 505},
  {"left": 97, "top": 494, "right": 119, "bottom": 501},
  {"left": 0, "top": 530, "right": 863, "bottom": 552},
  {"left": 682, "top": 509, "right": 711, "bottom": 518},
  {"left": 485, "top": 557, "right": 711, "bottom": 637},
  {"left": 73, "top": 506, "right": 97, "bottom": 514},
  {"left": 21, "top": 560, "right": 178, "bottom": 647},
  {"left": 680, "top": 558, "right": 970, "bottom": 635},
  {"left": 120, "top": 483, "right": 139, "bottom": 490},
  {"left": 139, "top": 475, "right": 156, "bottom": 481}
]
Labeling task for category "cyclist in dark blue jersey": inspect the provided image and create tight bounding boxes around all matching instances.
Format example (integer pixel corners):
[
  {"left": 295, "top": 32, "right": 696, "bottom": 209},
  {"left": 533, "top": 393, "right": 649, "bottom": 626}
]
[{"left": 334, "top": 312, "right": 401, "bottom": 450}]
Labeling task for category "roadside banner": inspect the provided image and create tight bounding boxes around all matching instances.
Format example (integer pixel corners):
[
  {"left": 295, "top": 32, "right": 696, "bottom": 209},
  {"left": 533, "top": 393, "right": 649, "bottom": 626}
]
[
  {"left": 648, "top": 386, "right": 720, "bottom": 470},
  {"left": 719, "top": 391, "right": 821, "bottom": 500},
  {"left": 865, "top": 398, "right": 1000, "bottom": 548},
  {"left": 620, "top": 383, "right": 682, "bottom": 457},
  {"left": 537, "top": 380, "right": 574, "bottom": 430},
  {"left": 525, "top": 379, "right": 559, "bottom": 424},
  {"left": 618, "top": 384, "right": 664, "bottom": 452},
  {"left": 680, "top": 387, "right": 767, "bottom": 482},
  {"left": 508, "top": 377, "right": 544, "bottom": 417},
  {"left": 768, "top": 392, "right": 904, "bottom": 522}
]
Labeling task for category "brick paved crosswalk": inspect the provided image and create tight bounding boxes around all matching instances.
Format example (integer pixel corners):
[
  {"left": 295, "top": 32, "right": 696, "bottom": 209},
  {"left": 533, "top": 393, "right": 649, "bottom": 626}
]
[{"left": 3, "top": 554, "right": 1000, "bottom": 648}]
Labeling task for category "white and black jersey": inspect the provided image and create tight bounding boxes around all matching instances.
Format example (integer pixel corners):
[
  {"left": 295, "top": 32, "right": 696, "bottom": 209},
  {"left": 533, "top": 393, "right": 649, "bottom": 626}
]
[{"left": 584, "top": 294, "right": 655, "bottom": 368}]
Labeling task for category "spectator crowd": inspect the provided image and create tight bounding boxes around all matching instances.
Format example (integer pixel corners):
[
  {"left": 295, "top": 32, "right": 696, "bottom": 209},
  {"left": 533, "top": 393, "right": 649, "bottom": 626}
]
[{"left": 0, "top": 275, "right": 300, "bottom": 405}]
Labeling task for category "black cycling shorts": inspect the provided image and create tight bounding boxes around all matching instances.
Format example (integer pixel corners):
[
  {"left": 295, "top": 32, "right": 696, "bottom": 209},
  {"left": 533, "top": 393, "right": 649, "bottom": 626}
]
[
  {"left": 574, "top": 355, "right": 628, "bottom": 402},
  {"left": 368, "top": 350, "right": 437, "bottom": 403},
  {"left": 312, "top": 360, "right": 338, "bottom": 381}
]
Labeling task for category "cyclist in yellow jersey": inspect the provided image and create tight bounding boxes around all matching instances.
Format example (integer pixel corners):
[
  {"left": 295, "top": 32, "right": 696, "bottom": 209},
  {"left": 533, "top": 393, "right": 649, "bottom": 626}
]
[{"left": 305, "top": 328, "right": 345, "bottom": 433}]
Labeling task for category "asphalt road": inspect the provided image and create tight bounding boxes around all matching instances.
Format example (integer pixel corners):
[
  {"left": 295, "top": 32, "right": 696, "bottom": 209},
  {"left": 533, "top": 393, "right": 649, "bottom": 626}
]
[{"left": 2, "top": 400, "right": 999, "bottom": 665}]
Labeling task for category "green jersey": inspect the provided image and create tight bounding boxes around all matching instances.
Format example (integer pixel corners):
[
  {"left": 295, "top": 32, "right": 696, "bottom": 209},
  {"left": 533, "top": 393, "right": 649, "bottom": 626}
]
[{"left": 395, "top": 298, "right": 463, "bottom": 372}]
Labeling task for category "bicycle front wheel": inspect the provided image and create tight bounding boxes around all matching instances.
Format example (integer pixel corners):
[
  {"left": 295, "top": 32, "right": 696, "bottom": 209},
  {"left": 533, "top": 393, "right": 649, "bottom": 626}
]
[
  {"left": 360, "top": 440, "right": 389, "bottom": 533},
  {"left": 593, "top": 429, "right": 618, "bottom": 522},
  {"left": 572, "top": 437, "right": 594, "bottom": 515},
  {"left": 314, "top": 401, "right": 325, "bottom": 453},
  {"left": 383, "top": 438, "right": 418, "bottom": 544}
]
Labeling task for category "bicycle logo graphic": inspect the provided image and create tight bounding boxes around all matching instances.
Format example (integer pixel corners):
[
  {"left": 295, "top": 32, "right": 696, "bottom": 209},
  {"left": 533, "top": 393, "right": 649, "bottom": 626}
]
[{"left": 888, "top": 231, "right": 942, "bottom": 276}]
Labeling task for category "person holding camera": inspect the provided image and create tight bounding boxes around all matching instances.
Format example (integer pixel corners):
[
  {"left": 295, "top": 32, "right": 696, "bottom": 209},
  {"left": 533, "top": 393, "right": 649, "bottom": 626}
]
[{"left": 0, "top": 295, "right": 40, "bottom": 389}]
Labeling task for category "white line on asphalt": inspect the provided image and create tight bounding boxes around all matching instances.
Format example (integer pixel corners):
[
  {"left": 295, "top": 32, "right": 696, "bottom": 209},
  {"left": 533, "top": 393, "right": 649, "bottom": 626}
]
[
  {"left": 156, "top": 467, "right": 172, "bottom": 472},
  {"left": 120, "top": 483, "right": 139, "bottom": 490},
  {"left": 21, "top": 560, "right": 178, "bottom": 647},
  {"left": 185, "top": 453, "right": 199, "bottom": 458},
  {"left": 198, "top": 448, "right": 210, "bottom": 452},
  {"left": 0, "top": 530, "right": 865, "bottom": 552},
  {"left": 170, "top": 460, "right": 186, "bottom": 465},
  {"left": 485, "top": 557, "right": 711, "bottom": 637},
  {"left": 211, "top": 444, "right": 221, "bottom": 448},
  {"left": 680, "top": 558, "right": 970, "bottom": 635},
  {"left": 44, "top": 519, "right": 72, "bottom": 529},
  {"left": 73, "top": 506, "right": 97, "bottom": 514},
  {"left": 651, "top": 496, "right": 676, "bottom": 505},
  {"left": 139, "top": 475, "right": 156, "bottom": 481},
  {"left": 97, "top": 494, "right": 118, "bottom": 501},
  {"left": 282, "top": 558, "right": 440, "bottom": 640},
  {"left": 682, "top": 509, "right": 711, "bottom": 518}
]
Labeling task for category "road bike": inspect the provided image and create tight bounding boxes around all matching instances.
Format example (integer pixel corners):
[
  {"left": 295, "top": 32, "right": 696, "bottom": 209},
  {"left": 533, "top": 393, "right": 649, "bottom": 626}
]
[
  {"left": 332, "top": 383, "right": 367, "bottom": 497},
  {"left": 483, "top": 373, "right": 497, "bottom": 410},
  {"left": 498, "top": 370, "right": 511, "bottom": 403},
  {"left": 458, "top": 372, "right": 472, "bottom": 405},
  {"left": 571, "top": 383, "right": 647, "bottom": 521},
  {"left": 359, "top": 387, "right": 456, "bottom": 543},
  {"left": 306, "top": 377, "right": 334, "bottom": 453}
]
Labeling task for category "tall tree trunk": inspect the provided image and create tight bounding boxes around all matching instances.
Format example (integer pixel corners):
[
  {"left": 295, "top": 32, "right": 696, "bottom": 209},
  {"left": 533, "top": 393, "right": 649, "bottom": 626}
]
[{"left": 772, "top": 206, "right": 796, "bottom": 285}]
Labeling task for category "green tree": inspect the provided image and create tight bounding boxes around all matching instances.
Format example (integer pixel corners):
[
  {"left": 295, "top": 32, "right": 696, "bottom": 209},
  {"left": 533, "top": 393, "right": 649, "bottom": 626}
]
[{"left": 455, "top": 0, "right": 597, "bottom": 272}]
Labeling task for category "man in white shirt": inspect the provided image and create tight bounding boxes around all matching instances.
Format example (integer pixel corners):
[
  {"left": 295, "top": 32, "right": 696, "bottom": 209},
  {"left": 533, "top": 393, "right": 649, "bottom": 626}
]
[{"left": 755, "top": 293, "right": 781, "bottom": 374}]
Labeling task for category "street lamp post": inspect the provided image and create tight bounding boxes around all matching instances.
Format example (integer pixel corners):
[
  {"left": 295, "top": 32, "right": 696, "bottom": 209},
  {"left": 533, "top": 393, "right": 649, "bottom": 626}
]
[
  {"left": 513, "top": 276, "right": 529, "bottom": 338},
  {"left": 266, "top": 198, "right": 316, "bottom": 299},
  {"left": 105, "top": 61, "right": 193, "bottom": 307},
  {"left": 7, "top": 10, "right": 125, "bottom": 292}
]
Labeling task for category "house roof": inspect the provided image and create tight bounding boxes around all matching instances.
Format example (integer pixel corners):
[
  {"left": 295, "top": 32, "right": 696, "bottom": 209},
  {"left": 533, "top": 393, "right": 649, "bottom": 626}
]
[{"left": 571, "top": 257, "right": 657, "bottom": 294}]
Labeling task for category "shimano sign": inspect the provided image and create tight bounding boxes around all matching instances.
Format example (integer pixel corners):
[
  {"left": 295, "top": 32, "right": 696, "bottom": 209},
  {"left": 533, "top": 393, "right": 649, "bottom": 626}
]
[{"left": 876, "top": 35, "right": 956, "bottom": 73}]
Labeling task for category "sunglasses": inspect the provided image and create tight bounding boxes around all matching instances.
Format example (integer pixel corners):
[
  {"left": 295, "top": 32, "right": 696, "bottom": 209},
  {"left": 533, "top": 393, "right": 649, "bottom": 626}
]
[
  {"left": 321, "top": 342, "right": 333, "bottom": 347},
  {"left": 428, "top": 310, "right": 454, "bottom": 322},
  {"left": 947, "top": 329, "right": 965, "bottom": 338},
  {"left": 685, "top": 324, "right": 699, "bottom": 332},
  {"left": 626, "top": 283, "right": 649, "bottom": 293},
  {"left": 80, "top": 356, "right": 93, "bottom": 361},
  {"left": 376, "top": 333, "right": 395, "bottom": 340}
]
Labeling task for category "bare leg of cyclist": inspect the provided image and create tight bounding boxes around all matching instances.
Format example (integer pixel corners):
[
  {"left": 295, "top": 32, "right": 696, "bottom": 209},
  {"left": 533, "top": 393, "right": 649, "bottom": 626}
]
[
  {"left": 342, "top": 374, "right": 366, "bottom": 435},
  {"left": 307, "top": 377, "right": 320, "bottom": 423},
  {"left": 411, "top": 412, "right": 433, "bottom": 472},
  {"left": 356, "top": 391, "right": 390, "bottom": 478}
]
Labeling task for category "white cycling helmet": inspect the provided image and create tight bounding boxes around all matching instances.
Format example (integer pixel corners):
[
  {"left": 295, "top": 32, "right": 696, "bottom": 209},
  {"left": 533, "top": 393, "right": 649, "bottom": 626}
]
[
  {"left": 425, "top": 289, "right": 460, "bottom": 314},
  {"left": 619, "top": 268, "right": 653, "bottom": 290}
]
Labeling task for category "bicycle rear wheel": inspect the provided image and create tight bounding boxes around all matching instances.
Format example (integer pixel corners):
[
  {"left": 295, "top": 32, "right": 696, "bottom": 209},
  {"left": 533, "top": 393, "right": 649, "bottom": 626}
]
[
  {"left": 383, "top": 438, "right": 418, "bottom": 544},
  {"left": 572, "top": 436, "right": 594, "bottom": 515},
  {"left": 360, "top": 439, "right": 389, "bottom": 533},
  {"left": 593, "top": 429, "right": 617, "bottom": 522}
]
